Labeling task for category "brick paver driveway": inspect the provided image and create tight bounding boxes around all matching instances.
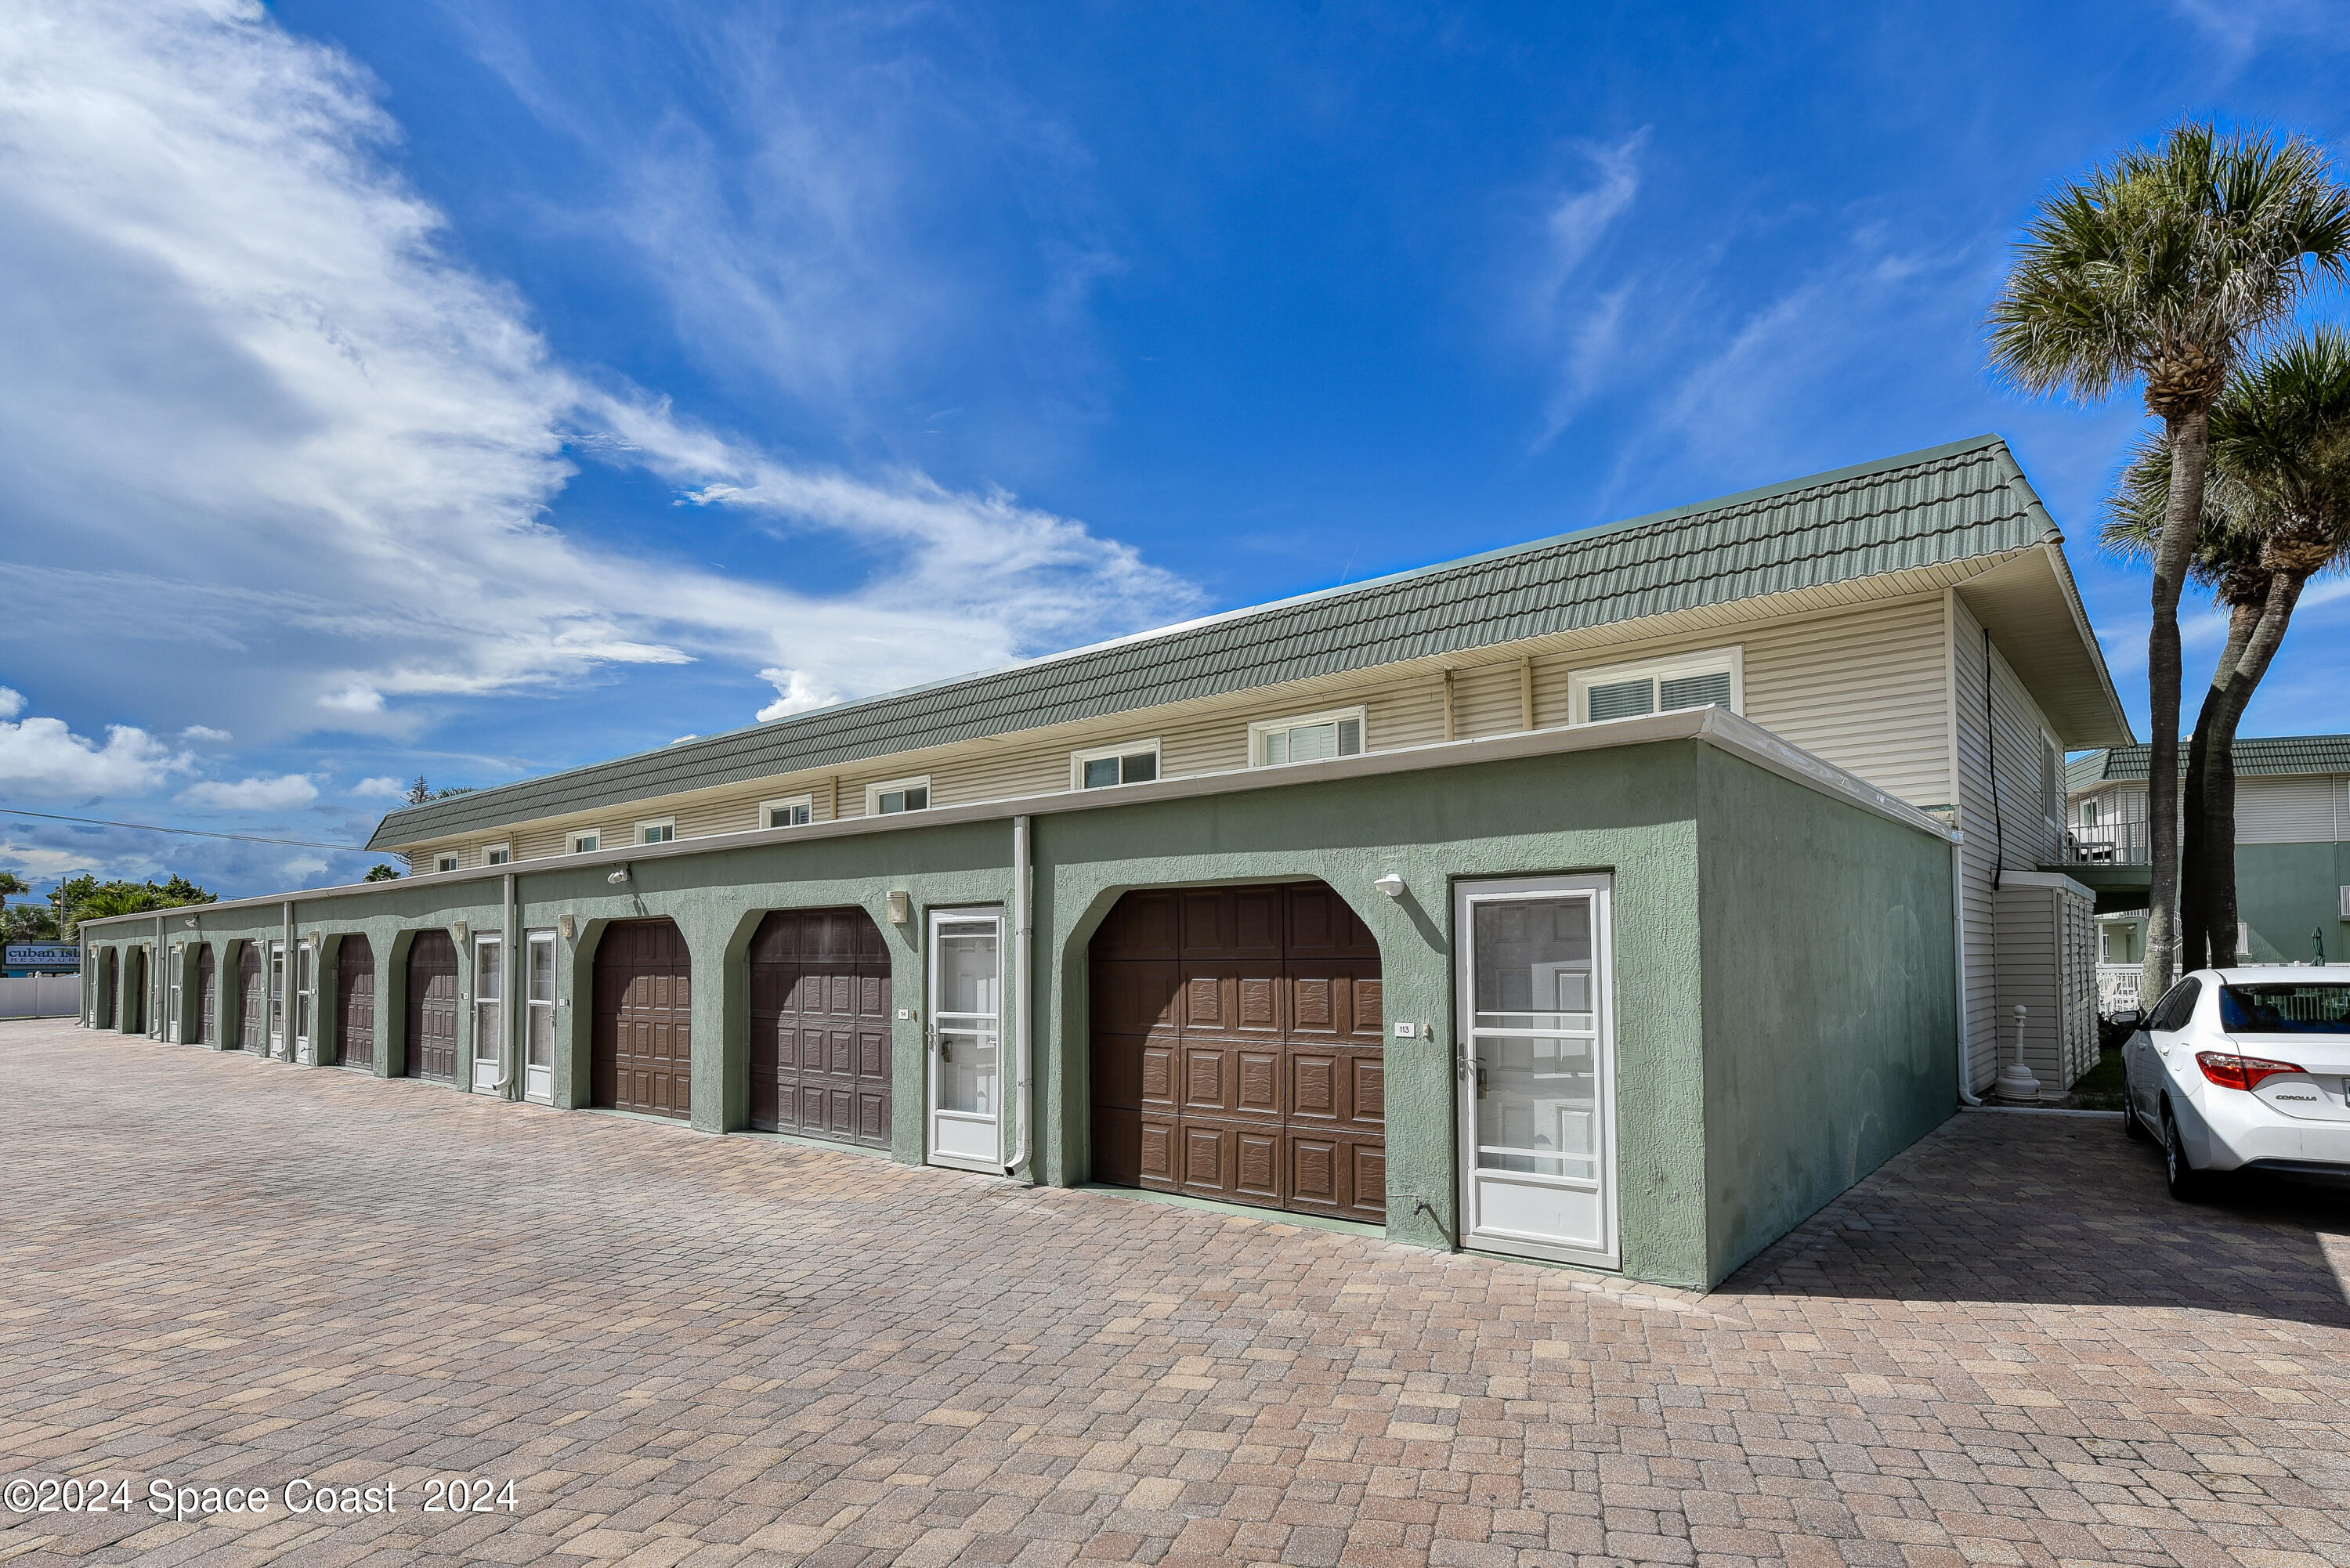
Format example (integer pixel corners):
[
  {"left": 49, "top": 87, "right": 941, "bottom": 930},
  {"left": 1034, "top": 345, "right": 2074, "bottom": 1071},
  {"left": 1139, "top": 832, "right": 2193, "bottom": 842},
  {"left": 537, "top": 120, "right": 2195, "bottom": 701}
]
[{"left": 3, "top": 1020, "right": 2346, "bottom": 1568}]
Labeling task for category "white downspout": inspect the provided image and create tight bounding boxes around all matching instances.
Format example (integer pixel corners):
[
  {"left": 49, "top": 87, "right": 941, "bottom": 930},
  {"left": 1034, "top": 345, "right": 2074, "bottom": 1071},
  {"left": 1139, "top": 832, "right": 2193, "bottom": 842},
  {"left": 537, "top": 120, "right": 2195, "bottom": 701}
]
[
  {"left": 1003, "top": 814, "right": 1034, "bottom": 1180},
  {"left": 1952, "top": 833, "right": 1980, "bottom": 1106},
  {"left": 493, "top": 870, "right": 516, "bottom": 1093}
]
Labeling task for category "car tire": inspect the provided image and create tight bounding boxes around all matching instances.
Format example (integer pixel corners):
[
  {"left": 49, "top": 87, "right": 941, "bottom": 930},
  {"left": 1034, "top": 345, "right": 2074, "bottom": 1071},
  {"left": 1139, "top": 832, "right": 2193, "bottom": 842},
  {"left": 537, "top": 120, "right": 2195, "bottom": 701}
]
[
  {"left": 2161, "top": 1105, "right": 2204, "bottom": 1201},
  {"left": 2121, "top": 1097, "right": 2146, "bottom": 1140}
]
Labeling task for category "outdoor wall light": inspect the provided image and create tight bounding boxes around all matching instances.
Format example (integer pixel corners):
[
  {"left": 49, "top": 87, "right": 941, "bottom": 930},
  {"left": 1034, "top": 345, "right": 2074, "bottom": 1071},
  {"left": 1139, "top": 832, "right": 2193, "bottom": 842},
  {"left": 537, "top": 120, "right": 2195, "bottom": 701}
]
[
  {"left": 183, "top": 916, "right": 198, "bottom": 927},
  {"left": 450, "top": 921, "right": 470, "bottom": 943},
  {"left": 886, "top": 891, "right": 911, "bottom": 925},
  {"left": 1373, "top": 873, "right": 1407, "bottom": 900},
  {"left": 557, "top": 914, "right": 576, "bottom": 941},
  {"left": 606, "top": 867, "right": 631, "bottom": 885}
]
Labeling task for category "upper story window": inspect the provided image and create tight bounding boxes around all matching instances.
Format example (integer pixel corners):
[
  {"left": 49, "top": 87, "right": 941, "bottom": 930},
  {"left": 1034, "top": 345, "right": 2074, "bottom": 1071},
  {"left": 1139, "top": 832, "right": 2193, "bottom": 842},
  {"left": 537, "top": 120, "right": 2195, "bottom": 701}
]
[
  {"left": 1569, "top": 647, "right": 1742, "bottom": 724},
  {"left": 763, "top": 794, "right": 815, "bottom": 829},
  {"left": 434, "top": 852, "right": 460, "bottom": 873},
  {"left": 570, "top": 831, "right": 600, "bottom": 854},
  {"left": 1072, "top": 740, "right": 1161, "bottom": 789},
  {"left": 1250, "top": 706, "right": 1365, "bottom": 768},
  {"left": 636, "top": 818, "right": 675, "bottom": 845},
  {"left": 484, "top": 844, "right": 512, "bottom": 866},
  {"left": 869, "top": 777, "right": 931, "bottom": 815},
  {"left": 2080, "top": 798, "right": 2099, "bottom": 829}
]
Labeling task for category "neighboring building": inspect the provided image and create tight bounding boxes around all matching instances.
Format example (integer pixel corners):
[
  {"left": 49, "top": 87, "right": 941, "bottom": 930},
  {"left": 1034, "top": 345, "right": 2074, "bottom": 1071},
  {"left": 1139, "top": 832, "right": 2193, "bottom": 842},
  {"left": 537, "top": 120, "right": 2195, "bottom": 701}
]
[
  {"left": 78, "top": 435, "right": 2131, "bottom": 1290},
  {"left": 2065, "top": 735, "right": 2350, "bottom": 1016}
]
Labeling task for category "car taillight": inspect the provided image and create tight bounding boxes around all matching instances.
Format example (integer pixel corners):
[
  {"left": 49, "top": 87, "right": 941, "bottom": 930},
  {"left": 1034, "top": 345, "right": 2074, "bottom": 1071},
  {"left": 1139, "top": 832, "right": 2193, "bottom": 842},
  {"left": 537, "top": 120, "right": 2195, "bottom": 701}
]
[{"left": 2196, "top": 1051, "right": 2304, "bottom": 1091}]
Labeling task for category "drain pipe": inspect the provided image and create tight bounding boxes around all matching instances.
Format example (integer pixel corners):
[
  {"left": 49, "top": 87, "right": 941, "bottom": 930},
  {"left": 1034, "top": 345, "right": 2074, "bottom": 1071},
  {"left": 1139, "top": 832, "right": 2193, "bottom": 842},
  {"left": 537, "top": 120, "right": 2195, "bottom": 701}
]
[
  {"left": 1951, "top": 833, "right": 1980, "bottom": 1106},
  {"left": 493, "top": 870, "right": 516, "bottom": 1093},
  {"left": 1003, "top": 814, "right": 1034, "bottom": 1180}
]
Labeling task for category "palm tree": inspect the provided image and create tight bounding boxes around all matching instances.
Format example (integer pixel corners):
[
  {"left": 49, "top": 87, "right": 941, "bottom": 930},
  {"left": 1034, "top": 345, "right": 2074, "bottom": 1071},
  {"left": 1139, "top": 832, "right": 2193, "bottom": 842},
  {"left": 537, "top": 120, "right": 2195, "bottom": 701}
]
[
  {"left": 0, "top": 871, "right": 27, "bottom": 910},
  {"left": 1990, "top": 121, "right": 2350, "bottom": 1003},
  {"left": 2106, "top": 327, "right": 2350, "bottom": 969}
]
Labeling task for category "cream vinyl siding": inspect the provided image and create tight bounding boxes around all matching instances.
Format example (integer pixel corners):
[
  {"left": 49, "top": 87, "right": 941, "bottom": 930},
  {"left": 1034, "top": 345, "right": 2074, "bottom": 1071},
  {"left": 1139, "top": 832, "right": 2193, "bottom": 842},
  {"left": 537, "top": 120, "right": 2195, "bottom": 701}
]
[
  {"left": 389, "top": 594, "right": 1958, "bottom": 862},
  {"left": 1951, "top": 594, "right": 2070, "bottom": 1093},
  {"left": 1524, "top": 596, "right": 1951, "bottom": 806},
  {"left": 2236, "top": 776, "right": 2343, "bottom": 844}
]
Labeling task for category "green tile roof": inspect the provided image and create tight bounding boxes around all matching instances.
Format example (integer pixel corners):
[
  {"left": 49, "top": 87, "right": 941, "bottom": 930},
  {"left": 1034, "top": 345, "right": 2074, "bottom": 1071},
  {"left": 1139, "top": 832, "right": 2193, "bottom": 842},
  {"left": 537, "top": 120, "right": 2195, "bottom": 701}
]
[
  {"left": 371, "top": 433, "right": 2060, "bottom": 850},
  {"left": 2070, "top": 734, "right": 2350, "bottom": 788}
]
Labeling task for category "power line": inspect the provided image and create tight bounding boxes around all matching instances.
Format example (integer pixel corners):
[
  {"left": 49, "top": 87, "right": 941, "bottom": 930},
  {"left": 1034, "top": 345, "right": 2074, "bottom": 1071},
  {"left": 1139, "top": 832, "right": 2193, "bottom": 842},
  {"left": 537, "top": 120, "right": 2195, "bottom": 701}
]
[{"left": 0, "top": 806, "right": 370, "bottom": 853}]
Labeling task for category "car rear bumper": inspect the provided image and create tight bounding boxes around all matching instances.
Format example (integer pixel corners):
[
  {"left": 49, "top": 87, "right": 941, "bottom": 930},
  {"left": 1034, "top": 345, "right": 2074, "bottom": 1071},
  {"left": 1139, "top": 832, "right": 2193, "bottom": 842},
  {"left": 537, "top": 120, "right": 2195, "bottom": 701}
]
[
  {"left": 2185, "top": 1100, "right": 2350, "bottom": 1171},
  {"left": 2239, "top": 1158, "right": 2350, "bottom": 1182}
]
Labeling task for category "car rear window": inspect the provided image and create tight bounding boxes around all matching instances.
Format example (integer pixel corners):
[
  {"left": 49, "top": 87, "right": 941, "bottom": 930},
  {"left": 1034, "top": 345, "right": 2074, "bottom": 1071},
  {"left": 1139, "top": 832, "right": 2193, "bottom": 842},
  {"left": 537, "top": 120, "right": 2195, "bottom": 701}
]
[{"left": 2220, "top": 983, "right": 2350, "bottom": 1034}]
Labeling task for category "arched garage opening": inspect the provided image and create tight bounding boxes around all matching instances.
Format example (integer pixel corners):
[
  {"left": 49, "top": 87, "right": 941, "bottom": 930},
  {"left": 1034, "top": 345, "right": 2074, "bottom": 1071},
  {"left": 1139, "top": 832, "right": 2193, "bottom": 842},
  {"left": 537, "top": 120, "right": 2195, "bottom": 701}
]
[
  {"left": 237, "top": 944, "right": 265, "bottom": 1050},
  {"left": 405, "top": 930, "right": 459, "bottom": 1081},
  {"left": 193, "top": 944, "right": 215, "bottom": 1045},
  {"left": 96, "top": 949, "right": 117, "bottom": 1028},
  {"left": 338, "top": 935, "right": 375, "bottom": 1070},
  {"left": 1089, "top": 880, "right": 1385, "bottom": 1223},
  {"left": 594, "top": 919, "right": 691, "bottom": 1119},
  {"left": 748, "top": 907, "right": 891, "bottom": 1148},
  {"left": 122, "top": 947, "right": 147, "bottom": 1035}
]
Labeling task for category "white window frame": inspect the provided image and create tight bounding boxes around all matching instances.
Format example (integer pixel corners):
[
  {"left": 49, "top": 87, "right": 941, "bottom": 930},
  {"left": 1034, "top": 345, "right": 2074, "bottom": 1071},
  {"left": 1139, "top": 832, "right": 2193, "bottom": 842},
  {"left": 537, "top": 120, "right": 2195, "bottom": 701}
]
[
  {"left": 569, "top": 831, "right": 601, "bottom": 854},
  {"left": 866, "top": 775, "right": 933, "bottom": 816},
  {"left": 634, "top": 817, "right": 676, "bottom": 846},
  {"left": 1248, "top": 706, "right": 1368, "bottom": 768},
  {"left": 1568, "top": 646, "right": 1744, "bottom": 725},
  {"left": 472, "top": 931, "right": 504, "bottom": 1093},
  {"left": 761, "top": 793, "right": 815, "bottom": 829},
  {"left": 1069, "top": 739, "right": 1163, "bottom": 790},
  {"left": 523, "top": 929, "right": 557, "bottom": 1105},
  {"left": 434, "top": 852, "right": 461, "bottom": 873},
  {"left": 483, "top": 843, "right": 513, "bottom": 866},
  {"left": 294, "top": 940, "right": 315, "bottom": 1055}
]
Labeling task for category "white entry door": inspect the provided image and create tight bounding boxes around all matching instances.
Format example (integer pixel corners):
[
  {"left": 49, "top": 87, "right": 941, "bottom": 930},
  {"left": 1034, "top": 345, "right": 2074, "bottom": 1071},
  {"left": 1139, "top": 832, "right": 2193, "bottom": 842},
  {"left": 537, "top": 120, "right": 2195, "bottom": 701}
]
[
  {"left": 1455, "top": 874, "right": 1618, "bottom": 1269},
  {"left": 472, "top": 934, "right": 504, "bottom": 1094},
  {"left": 927, "top": 908, "right": 1003, "bottom": 1172},
  {"left": 522, "top": 931, "right": 556, "bottom": 1104},
  {"left": 268, "top": 941, "right": 288, "bottom": 1059}
]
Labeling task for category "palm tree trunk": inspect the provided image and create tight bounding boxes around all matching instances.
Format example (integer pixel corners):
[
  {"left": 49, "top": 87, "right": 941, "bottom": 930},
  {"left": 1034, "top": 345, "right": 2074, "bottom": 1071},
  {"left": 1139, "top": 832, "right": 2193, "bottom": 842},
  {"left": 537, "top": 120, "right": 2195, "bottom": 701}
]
[
  {"left": 2201, "top": 572, "right": 2307, "bottom": 966},
  {"left": 2142, "top": 409, "right": 2211, "bottom": 1002},
  {"left": 2178, "top": 602, "right": 2260, "bottom": 974}
]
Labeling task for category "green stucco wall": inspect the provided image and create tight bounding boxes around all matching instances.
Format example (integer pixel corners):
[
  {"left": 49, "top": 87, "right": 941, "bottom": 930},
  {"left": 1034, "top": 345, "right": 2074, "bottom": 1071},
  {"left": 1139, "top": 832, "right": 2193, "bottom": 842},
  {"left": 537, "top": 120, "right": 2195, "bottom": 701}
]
[
  {"left": 2238, "top": 840, "right": 2350, "bottom": 965},
  {"left": 80, "top": 733, "right": 1956, "bottom": 1292},
  {"left": 1695, "top": 749, "right": 1958, "bottom": 1284}
]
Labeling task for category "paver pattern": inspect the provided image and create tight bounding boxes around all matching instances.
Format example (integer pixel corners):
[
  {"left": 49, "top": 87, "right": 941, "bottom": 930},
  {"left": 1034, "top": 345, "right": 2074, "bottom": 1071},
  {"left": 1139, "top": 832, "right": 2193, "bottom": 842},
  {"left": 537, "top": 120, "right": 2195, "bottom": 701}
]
[{"left": 2, "top": 1017, "right": 2346, "bottom": 1568}]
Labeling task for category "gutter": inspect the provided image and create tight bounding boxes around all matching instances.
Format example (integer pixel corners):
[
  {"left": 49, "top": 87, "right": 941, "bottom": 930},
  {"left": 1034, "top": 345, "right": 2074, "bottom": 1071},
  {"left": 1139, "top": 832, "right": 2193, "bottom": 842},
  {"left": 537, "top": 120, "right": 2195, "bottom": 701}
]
[
  {"left": 1952, "top": 834, "right": 1979, "bottom": 1107},
  {"left": 1005, "top": 815, "right": 1034, "bottom": 1181},
  {"left": 82, "top": 706, "right": 1952, "bottom": 931}
]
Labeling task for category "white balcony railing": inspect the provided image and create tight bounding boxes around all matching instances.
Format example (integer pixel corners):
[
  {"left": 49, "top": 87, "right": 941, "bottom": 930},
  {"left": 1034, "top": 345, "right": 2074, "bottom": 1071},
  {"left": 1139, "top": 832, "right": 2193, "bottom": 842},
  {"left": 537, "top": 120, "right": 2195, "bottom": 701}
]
[
  {"left": 2058, "top": 818, "right": 2149, "bottom": 866},
  {"left": 2096, "top": 964, "right": 2142, "bottom": 1017}
]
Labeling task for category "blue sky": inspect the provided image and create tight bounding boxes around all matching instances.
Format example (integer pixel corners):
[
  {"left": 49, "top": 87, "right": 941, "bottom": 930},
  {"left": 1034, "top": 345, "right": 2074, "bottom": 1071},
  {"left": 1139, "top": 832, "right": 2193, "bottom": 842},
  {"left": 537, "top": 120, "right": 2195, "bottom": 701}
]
[{"left": 2, "top": 0, "right": 2346, "bottom": 900}]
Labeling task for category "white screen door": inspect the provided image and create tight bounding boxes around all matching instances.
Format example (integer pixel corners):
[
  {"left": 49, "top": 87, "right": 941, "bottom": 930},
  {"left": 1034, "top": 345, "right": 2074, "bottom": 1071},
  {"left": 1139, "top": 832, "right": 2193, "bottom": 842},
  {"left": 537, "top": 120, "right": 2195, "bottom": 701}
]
[
  {"left": 168, "top": 948, "right": 183, "bottom": 1042},
  {"left": 269, "top": 941, "right": 287, "bottom": 1059},
  {"left": 524, "top": 932, "right": 556, "bottom": 1104},
  {"left": 927, "top": 908, "right": 1003, "bottom": 1172},
  {"left": 1455, "top": 874, "right": 1618, "bottom": 1268},
  {"left": 472, "top": 934, "right": 504, "bottom": 1093}
]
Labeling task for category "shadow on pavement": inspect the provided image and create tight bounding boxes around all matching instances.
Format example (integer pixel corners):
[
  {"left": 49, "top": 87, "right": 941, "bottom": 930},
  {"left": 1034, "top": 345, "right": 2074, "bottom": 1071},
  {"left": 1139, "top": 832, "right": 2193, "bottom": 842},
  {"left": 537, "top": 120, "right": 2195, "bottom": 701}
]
[{"left": 1723, "top": 1109, "right": 2350, "bottom": 1328}]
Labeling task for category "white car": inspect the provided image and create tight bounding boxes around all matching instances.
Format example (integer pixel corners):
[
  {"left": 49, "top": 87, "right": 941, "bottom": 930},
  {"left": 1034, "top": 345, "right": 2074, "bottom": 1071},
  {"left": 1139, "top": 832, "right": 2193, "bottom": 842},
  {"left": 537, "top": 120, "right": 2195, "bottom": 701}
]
[{"left": 2121, "top": 966, "right": 2350, "bottom": 1200}]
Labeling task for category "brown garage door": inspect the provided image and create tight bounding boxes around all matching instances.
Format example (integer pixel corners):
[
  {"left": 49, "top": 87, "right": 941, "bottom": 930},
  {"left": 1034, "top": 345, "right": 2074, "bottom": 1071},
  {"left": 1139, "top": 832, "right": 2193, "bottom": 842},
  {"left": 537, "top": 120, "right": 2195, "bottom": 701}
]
[
  {"left": 1090, "top": 881, "right": 1385, "bottom": 1222},
  {"left": 193, "top": 945, "right": 215, "bottom": 1046},
  {"left": 749, "top": 907, "right": 891, "bottom": 1147},
  {"left": 594, "top": 919, "right": 691, "bottom": 1118},
  {"left": 237, "top": 944, "right": 264, "bottom": 1050},
  {"left": 338, "top": 935, "right": 375, "bottom": 1070},
  {"left": 406, "top": 930, "right": 459, "bottom": 1081}
]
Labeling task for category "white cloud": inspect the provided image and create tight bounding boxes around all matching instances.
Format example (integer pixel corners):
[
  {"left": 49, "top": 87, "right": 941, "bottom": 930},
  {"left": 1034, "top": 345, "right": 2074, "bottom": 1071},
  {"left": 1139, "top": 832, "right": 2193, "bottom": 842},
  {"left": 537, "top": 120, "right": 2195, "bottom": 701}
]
[
  {"left": 0, "top": 688, "right": 23, "bottom": 720},
  {"left": 180, "top": 773, "right": 320, "bottom": 811},
  {"left": 181, "top": 771, "right": 322, "bottom": 808},
  {"left": 351, "top": 775, "right": 407, "bottom": 798},
  {"left": 756, "top": 667, "right": 841, "bottom": 722},
  {"left": 180, "top": 724, "right": 233, "bottom": 742},
  {"left": 0, "top": 707, "right": 189, "bottom": 799},
  {"left": 0, "top": 0, "right": 1193, "bottom": 755},
  {"left": 1522, "top": 131, "right": 1648, "bottom": 446}
]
